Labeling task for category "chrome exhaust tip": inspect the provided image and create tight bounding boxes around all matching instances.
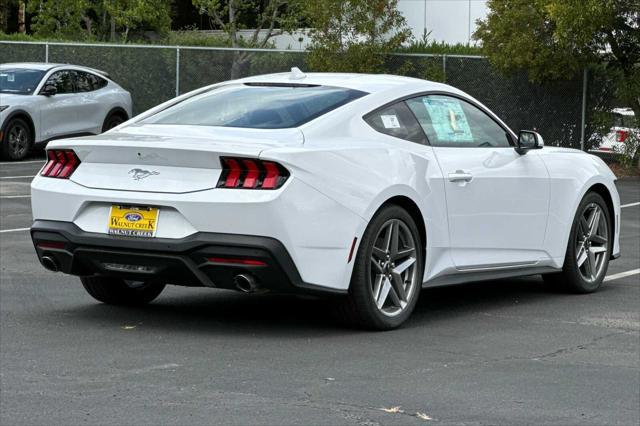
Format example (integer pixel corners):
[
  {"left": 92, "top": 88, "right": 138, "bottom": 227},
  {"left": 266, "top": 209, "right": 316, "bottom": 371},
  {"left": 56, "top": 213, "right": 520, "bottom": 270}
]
[
  {"left": 41, "top": 256, "right": 59, "bottom": 272},
  {"left": 234, "top": 274, "right": 259, "bottom": 293}
]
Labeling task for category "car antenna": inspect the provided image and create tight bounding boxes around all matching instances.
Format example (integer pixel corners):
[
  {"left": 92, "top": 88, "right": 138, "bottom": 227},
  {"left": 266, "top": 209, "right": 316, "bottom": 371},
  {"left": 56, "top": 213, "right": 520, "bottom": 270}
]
[{"left": 289, "top": 67, "right": 306, "bottom": 80}]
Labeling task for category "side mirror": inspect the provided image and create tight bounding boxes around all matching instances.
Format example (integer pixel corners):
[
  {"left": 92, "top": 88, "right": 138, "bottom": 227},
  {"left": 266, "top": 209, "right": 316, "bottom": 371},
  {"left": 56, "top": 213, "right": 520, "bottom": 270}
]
[
  {"left": 41, "top": 84, "right": 57, "bottom": 96},
  {"left": 516, "top": 130, "right": 544, "bottom": 154}
]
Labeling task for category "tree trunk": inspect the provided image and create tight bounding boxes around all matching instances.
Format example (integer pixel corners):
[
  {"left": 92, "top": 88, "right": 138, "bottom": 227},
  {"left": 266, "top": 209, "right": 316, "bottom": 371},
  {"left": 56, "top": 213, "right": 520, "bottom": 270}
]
[
  {"left": 110, "top": 17, "right": 116, "bottom": 41},
  {"left": 230, "top": 53, "right": 250, "bottom": 79},
  {"left": 18, "top": 1, "right": 26, "bottom": 33}
]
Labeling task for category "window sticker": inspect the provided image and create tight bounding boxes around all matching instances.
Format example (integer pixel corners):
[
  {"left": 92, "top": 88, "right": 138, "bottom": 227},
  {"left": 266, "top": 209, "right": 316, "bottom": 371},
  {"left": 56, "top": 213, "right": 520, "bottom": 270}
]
[
  {"left": 423, "top": 97, "right": 473, "bottom": 142},
  {"left": 7, "top": 73, "right": 15, "bottom": 82},
  {"left": 380, "top": 114, "right": 401, "bottom": 129}
]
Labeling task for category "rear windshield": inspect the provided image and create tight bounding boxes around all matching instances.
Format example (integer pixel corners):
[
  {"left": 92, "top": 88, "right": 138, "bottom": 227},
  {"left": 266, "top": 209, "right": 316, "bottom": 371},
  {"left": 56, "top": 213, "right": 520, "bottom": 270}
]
[
  {"left": 141, "top": 84, "right": 367, "bottom": 129},
  {"left": 613, "top": 113, "right": 636, "bottom": 128}
]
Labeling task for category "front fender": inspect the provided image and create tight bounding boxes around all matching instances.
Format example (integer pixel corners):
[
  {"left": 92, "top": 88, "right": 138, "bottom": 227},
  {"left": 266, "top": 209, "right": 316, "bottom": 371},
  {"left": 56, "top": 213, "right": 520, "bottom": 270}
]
[{"left": 541, "top": 150, "right": 620, "bottom": 266}]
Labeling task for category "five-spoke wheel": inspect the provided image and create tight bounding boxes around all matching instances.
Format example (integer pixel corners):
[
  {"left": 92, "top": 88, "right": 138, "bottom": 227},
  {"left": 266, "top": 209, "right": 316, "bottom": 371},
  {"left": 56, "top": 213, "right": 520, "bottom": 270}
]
[
  {"left": 543, "top": 191, "right": 612, "bottom": 293},
  {"left": 370, "top": 219, "right": 419, "bottom": 317},
  {"left": 575, "top": 202, "right": 609, "bottom": 283},
  {"left": 337, "top": 204, "right": 423, "bottom": 330}
]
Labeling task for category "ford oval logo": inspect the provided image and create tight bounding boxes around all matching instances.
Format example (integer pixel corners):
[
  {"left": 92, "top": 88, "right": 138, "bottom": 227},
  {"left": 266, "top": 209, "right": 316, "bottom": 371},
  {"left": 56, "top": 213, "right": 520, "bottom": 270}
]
[{"left": 125, "top": 213, "right": 142, "bottom": 222}]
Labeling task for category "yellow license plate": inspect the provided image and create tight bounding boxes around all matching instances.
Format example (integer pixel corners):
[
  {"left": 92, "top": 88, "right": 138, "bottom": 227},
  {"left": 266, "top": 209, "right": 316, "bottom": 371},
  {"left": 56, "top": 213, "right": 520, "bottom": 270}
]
[{"left": 108, "top": 205, "right": 159, "bottom": 237}]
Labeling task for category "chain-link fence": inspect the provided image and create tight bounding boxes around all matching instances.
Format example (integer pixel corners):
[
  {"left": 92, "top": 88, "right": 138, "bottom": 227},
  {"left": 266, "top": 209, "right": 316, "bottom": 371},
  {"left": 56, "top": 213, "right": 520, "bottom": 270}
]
[{"left": 1, "top": 40, "right": 615, "bottom": 150}]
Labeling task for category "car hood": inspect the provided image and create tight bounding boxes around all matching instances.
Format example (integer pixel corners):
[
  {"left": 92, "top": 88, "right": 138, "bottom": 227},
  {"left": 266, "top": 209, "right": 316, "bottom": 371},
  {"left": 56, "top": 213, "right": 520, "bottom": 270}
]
[{"left": 0, "top": 93, "right": 38, "bottom": 106}]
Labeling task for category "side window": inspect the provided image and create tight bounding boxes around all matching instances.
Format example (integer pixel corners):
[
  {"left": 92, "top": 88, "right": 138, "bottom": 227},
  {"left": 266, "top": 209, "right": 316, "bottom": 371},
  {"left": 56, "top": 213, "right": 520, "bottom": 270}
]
[
  {"left": 75, "top": 71, "right": 93, "bottom": 92},
  {"left": 43, "top": 70, "right": 74, "bottom": 94},
  {"left": 90, "top": 74, "right": 108, "bottom": 90},
  {"left": 406, "top": 95, "right": 512, "bottom": 148},
  {"left": 365, "top": 101, "right": 426, "bottom": 144}
]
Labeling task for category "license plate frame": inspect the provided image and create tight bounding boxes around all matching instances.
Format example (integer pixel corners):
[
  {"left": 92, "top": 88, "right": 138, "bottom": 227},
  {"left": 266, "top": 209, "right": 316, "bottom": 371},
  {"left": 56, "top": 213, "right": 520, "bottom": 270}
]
[{"left": 108, "top": 205, "right": 160, "bottom": 238}]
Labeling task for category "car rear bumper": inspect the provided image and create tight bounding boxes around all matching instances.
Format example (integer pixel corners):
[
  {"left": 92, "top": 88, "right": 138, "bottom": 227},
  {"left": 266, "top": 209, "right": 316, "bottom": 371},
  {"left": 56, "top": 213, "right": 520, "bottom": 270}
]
[{"left": 30, "top": 220, "right": 346, "bottom": 296}]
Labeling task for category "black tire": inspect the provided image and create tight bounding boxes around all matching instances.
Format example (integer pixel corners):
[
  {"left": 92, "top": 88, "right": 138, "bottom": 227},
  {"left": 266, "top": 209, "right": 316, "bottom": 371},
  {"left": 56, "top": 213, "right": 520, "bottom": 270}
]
[
  {"left": 335, "top": 205, "right": 424, "bottom": 330},
  {"left": 542, "top": 192, "right": 612, "bottom": 293},
  {"left": 102, "top": 113, "right": 126, "bottom": 132},
  {"left": 1, "top": 118, "right": 33, "bottom": 161},
  {"left": 80, "top": 276, "right": 165, "bottom": 306}
]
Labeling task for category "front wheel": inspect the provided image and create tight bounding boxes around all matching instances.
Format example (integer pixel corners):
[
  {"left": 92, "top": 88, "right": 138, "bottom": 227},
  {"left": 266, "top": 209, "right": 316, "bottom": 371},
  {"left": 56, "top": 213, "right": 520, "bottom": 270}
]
[
  {"left": 80, "top": 276, "right": 166, "bottom": 306},
  {"left": 1, "top": 118, "right": 33, "bottom": 161},
  {"left": 543, "top": 192, "right": 612, "bottom": 293},
  {"left": 335, "top": 205, "right": 424, "bottom": 330}
]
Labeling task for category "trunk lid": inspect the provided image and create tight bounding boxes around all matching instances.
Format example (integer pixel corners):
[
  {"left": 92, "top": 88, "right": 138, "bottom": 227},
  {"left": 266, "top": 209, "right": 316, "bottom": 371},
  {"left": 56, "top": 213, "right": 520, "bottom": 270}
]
[{"left": 48, "top": 124, "right": 303, "bottom": 194}]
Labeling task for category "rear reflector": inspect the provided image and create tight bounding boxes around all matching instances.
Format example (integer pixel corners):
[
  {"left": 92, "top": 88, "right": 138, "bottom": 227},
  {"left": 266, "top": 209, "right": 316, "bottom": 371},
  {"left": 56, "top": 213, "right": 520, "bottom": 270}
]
[
  {"left": 36, "top": 241, "right": 66, "bottom": 250},
  {"left": 217, "top": 157, "right": 289, "bottom": 189},
  {"left": 207, "top": 257, "right": 267, "bottom": 266},
  {"left": 41, "top": 149, "right": 81, "bottom": 178},
  {"left": 616, "top": 130, "right": 628, "bottom": 143}
]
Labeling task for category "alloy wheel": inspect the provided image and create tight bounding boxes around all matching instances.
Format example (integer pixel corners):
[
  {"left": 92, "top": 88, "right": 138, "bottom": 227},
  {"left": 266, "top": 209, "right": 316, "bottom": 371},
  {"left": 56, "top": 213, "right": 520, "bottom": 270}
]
[
  {"left": 369, "top": 219, "right": 419, "bottom": 317},
  {"left": 575, "top": 203, "right": 609, "bottom": 282},
  {"left": 7, "top": 123, "right": 29, "bottom": 158}
]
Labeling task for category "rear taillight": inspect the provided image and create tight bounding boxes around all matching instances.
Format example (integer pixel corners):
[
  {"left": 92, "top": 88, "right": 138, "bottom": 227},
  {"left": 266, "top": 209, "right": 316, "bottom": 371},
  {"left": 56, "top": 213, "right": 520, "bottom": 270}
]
[
  {"left": 41, "top": 149, "right": 81, "bottom": 178},
  {"left": 217, "top": 157, "right": 289, "bottom": 189},
  {"left": 616, "top": 130, "right": 628, "bottom": 143}
]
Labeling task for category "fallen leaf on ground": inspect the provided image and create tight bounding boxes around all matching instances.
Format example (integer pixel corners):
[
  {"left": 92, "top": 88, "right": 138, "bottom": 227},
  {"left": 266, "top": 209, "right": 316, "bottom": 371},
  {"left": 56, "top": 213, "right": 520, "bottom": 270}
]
[
  {"left": 380, "top": 406, "right": 404, "bottom": 414},
  {"left": 121, "top": 325, "right": 136, "bottom": 330},
  {"left": 416, "top": 412, "right": 432, "bottom": 421}
]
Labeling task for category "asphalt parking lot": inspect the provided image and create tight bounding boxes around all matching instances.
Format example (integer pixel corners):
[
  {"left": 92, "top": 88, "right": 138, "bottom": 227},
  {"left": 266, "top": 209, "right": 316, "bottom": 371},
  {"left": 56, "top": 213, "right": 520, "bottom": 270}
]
[{"left": 1, "top": 157, "right": 638, "bottom": 426}]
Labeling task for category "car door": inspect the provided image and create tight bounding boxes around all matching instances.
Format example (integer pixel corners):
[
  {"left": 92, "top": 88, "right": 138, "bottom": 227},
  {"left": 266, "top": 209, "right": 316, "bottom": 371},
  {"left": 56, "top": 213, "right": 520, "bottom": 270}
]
[
  {"left": 38, "top": 70, "right": 80, "bottom": 140},
  {"left": 406, "top": 94, "right": 550, "bottom": 270},
  {"left": 74, "top": 71, "right": 105, "bottom": 134}
]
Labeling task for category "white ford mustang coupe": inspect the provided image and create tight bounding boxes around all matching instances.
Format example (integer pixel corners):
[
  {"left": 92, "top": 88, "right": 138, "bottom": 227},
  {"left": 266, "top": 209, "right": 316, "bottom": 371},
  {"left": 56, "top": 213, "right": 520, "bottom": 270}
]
[{"left": 30, "top": 70, "right": 620, "bottom": 330}]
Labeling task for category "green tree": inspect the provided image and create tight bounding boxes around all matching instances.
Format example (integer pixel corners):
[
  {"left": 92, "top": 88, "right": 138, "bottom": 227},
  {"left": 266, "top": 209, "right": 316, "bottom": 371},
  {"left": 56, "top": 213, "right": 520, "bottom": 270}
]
[
  {"left": 474, "top": 0, "right": 640, "bottom": 124},
  {"left": 304, "top": 0, "right": 411, "bottom": 73},
  {"left": 192, "top": 0, "right": 302, "bottom": 78},
  {"left": 28, "top": 0, "right": 172, "bottom": 41}
]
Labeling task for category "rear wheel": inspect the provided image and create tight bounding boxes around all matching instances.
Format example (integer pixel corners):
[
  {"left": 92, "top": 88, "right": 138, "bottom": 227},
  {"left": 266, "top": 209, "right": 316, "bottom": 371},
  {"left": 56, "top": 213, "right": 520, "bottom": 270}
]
[
  {"left": 102, "top": 113, "right": 126, "bottom": 132},
  {"left": 80, "top": 276, "right": 165, "bottom": 306},
  {"left": 542, "top": 192, "right": 612, "bottom": 293},
  {"left": 1, "top": 118, "right": 33, "bottom": 161},
  {"left": 335, "top": 205, "right": 423, "bottom": 330}
]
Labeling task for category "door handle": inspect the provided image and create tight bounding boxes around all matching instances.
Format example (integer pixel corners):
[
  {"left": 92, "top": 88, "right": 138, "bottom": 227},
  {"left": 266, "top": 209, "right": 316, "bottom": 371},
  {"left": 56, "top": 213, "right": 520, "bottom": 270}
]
[{"left": 448, "top": 170, "right": 473, "bottom": 183}]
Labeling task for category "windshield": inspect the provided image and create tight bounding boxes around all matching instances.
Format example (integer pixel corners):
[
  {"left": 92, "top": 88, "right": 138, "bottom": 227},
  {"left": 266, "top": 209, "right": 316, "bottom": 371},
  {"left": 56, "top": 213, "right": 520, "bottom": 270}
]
[
  {"left": 0, "top": 68, "right": 46, "bottom": 95},
  {"left": 142, "top": 84, "right": 368, "bottom": 129}
]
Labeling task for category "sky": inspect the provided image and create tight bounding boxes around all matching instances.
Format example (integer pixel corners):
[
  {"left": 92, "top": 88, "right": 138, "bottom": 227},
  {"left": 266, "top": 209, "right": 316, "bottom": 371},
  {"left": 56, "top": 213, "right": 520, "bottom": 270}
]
[{"left": 397, "top": 0, "right": 489, "bottom": 45}]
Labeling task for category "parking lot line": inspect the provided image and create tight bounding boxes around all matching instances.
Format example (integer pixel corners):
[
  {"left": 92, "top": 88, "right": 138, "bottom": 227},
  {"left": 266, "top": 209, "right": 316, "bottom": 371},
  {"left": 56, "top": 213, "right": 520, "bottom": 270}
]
[
  {"left": 604, "top": 269, "right": 640, "bottom": 282},
  {"left": 0, "top": 228, "right": 30, "bottom": 234},
  {"left": 0, "top": 176, "right": 35, "bottom": 180},
  {"left": 0, "top": 195, "right": 31, "bottom": 199},
  {"left": 621, "top": 202, "right": 640, "bottom": 208}
]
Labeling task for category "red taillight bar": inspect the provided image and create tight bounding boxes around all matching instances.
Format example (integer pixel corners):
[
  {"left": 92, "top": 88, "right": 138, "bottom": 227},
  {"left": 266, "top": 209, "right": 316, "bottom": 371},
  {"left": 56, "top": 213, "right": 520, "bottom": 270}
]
[
  {"left": 207, "top": 257, "right": 267, "bottom": 266},
  {"left": 41, "top": 149, "right": 81, "bottom": 179},
  {"left": 217, "top": 157, "right": 289, "bottom": 190}
]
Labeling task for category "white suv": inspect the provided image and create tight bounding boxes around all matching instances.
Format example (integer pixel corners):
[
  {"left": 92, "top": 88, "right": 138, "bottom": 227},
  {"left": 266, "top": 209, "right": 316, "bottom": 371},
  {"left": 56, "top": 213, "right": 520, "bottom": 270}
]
[{"left": 0, "top": 63, "right": 132, "bottom": 160}]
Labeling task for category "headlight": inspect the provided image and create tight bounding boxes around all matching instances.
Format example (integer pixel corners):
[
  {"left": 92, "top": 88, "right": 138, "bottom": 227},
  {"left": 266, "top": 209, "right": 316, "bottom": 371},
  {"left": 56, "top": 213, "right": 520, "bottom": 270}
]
[{"left": 0, "top": 106, "right": 9, "bottom": 112}]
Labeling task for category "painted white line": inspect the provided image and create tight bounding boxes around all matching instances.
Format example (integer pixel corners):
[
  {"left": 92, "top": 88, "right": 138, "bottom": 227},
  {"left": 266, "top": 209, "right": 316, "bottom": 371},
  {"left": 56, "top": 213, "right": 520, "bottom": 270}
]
[
  {"left": 0, "top": 175, "right": 35, "bottom": 180},
  {"left": 0, "top": 195, "right": 30, "bottom": 199},
  {"left": 0, "top": 227, "right": 29, "bottom": 234},
  {"left": 605, "top": 269, "right": 640, "bottom": 282},
  {"left": 621, "top": 202, "right": 640, "bottom": 208},
  {"left": 0, "top": 159, "right": 45, "bottom": 165}
]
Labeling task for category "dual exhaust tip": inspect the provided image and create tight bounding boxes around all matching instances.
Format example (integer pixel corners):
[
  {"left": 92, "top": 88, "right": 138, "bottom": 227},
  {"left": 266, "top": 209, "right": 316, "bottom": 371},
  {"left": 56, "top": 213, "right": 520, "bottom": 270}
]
[
  {"left": 41, "top": 256, "right": 59, "bottom": 272},
  {"left": 234, "top": 273, "right": 260, "bottom": 293}
]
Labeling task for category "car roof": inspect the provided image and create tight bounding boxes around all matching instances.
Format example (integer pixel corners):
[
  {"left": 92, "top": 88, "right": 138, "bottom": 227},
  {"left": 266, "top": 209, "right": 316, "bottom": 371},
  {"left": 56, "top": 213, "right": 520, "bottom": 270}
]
[
  {"left": 612, "top": 107, "right": 635, "bottom": 116},
  {"left": 237, "top": 69, "right": 457, "bottom": 96},
  {"left": 0, "top": 62, "right": 110, "bottom": 77}
]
